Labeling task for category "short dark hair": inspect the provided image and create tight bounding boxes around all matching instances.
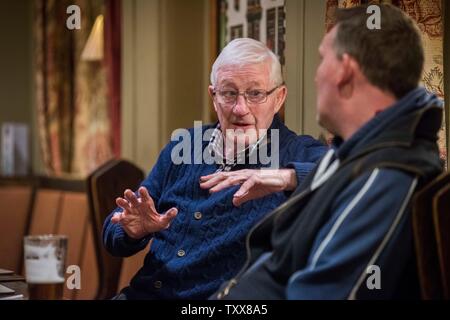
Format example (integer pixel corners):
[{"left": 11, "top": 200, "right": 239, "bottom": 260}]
[{"left": 334, "top": 4, "right": 424, "bottom": 99}]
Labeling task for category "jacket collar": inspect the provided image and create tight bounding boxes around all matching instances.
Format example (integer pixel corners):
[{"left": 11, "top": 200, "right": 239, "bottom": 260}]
[{"left": 332, "top": 87, "right": 443, "bottom": 162}]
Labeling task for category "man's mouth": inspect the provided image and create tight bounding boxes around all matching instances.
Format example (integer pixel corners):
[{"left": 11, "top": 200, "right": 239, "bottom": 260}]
[{"left": 232, "top": 123, "right": 254, "bottom": 129}]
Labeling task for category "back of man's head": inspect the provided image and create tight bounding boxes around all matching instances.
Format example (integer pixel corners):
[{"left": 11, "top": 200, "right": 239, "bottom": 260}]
[{"left": 334, "top": 4, "right": 424, "bottom": 99}]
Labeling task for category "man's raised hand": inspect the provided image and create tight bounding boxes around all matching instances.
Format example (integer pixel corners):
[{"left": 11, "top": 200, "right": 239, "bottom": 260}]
[{"left": 111, "top": 187, "right": 178, "bottom": 239}]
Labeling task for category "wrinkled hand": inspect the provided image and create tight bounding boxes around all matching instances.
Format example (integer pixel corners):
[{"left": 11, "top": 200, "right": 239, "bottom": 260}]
[
  {"left": 199, "top": 169, "right": 297, "bottom": 207},
  {"left": 111, "top": 187, "right": 178, "bottom": 239}
]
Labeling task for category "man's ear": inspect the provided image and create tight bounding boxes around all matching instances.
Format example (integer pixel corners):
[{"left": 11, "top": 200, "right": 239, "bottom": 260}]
[
  {"left": 208, "top": 85, "right": 218, "bottom": 112},
  {"left": 338, "top": 53, "right": 354, "bottom": 85},
  {"left": 274, "top": 85, "right": 287, "bottom": 114},
  {"left": 337, "top": 53, "right": 356, "bottom": 97}
]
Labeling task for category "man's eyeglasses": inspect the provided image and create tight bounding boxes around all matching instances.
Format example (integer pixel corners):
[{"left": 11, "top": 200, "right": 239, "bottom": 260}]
[{"left": 212, "top": 84, "right": 284, "bottom": 107}]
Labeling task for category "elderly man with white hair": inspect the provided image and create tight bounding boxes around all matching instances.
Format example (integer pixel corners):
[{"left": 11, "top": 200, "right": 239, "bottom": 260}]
[{"left": 103, "top": 38, "right": 327, "bottom": 299}]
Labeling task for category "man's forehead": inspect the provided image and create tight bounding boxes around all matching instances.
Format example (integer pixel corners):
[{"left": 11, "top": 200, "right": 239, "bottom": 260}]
[
  {"left": 218, "top": 63, "right": 268, "bottom": 74},
  {"left": 216, "top": 64, "right": 269, "bottom": 85},
  {"left": 219, "top": 80, "right": 264, "bottom": 87},
  {"left": 324, "top": 27, "right": 337, "bottom": 44},
  {"left": 319, "top": 28, "right": 335, "bottom": 53}
]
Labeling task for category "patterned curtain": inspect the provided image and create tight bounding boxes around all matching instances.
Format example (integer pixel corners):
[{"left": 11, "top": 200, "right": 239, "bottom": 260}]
[
  {"left": 325, "top": 0, "right": 447, "bottom": 167},
  {"left": 105, "top": 0, "right": 121, "bottom": 158},
  {"left": 35, "top": 0, "right": 120, "bottom": 176}
]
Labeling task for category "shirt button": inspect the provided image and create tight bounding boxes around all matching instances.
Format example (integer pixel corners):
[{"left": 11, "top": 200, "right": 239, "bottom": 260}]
[
  {"left": 194, "top": 212, "right": 202, "bottom": 220},
  {"left": 177, "top": 249, "right": 186, "bottom": 257},
  {"left": 154, "top": 280, "right": 162, "bottom": 289}
]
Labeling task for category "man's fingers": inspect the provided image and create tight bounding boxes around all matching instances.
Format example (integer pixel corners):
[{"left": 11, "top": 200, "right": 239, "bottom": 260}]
[
  {"left": 116, "top": 197, "right": 131, "bottom": 211},
  {"left": 161, "top": 207, "right": 178, "bottom": 228},
  {"left": 233, "top": 194, "right": 251, "bottom": 207},
  {"left": 138, "top": 187, "right": 150, "bottom": 201},
  {"left": 111, "top": 211, "right": 123, "bottom": 223},
  {"left": 199, "top": 173, "right": 216, "bottom": 182},
  {"left": 199, "top": 173, "right": 227, "bottom": 189},
  {"left": 210, "top": 175, "right": 245, "bottom": 193},
  {"left": 233, "top": 188, "right": 253, "bottom": 207},
  {"left": 124, "top": 189, "right": 140, "bottom": 207},
  {"left": 234, "top": 179, "right": 253, "bottom": 197},
  {"left": 232, "top": 178, "right": 256, "bottom": 206},
  {"left": 138, "top": 186, "right": 154, "bottom": 204},
  {"left": 139, "top": 187, "right": 157, "bottom": 213}
]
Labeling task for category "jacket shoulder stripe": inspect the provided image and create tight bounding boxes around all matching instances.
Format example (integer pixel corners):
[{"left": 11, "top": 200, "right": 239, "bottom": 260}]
[
  {"left": 310, "top": 169, "right": 381, "bottom": 269},
  {"left": 347, "top": 176, "right": 418, "bottom": 299}
]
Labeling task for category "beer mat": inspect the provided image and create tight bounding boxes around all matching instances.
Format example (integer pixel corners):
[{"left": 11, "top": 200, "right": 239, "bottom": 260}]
[
  {"left": 0, "top": 284, "right": 15, "bottom": 294},
  {"left": 0, "top": 274, "right": 26, "bottom": 282},
  {"left": 0, "top": 294, "right": 24, "bottom": 300},
  {"left": 0, "top": 268, "right": 14, "bottom": 275}
]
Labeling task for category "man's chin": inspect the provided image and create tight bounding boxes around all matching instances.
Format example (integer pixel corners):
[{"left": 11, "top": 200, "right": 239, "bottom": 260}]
[
  {"left": 232, "top": 124, "right": 256, "bottom": 132},
  {"left": 317, "top": 116, "right": 325, "bottom": 129},
  {"left": 225, "top": 130, "right": 259, "bottom": 147},
  {"left": 317, "top": 114, "right": 330, "bottom": 131},
  {"left": 317, "top": 117, "right": 337, "bottom": 139},
  {"left": 225, "top": 126, "right": 257, "bottom": 135}
]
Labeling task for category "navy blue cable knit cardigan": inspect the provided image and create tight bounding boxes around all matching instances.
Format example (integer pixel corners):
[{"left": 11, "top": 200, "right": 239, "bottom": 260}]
[{"left": 103, "top": 116, "right": 327, "bottom": 299}]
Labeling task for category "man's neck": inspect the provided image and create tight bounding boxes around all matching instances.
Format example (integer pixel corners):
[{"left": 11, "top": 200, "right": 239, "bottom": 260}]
[
  {"left": 223, "top": 138, "right": 249, "bottom": 160},
  {"left": 223, "top": 140, "right": 237, "bottom": 160},
  {"left": 340, "top": 86, "right": 397, "bottom": 140}
]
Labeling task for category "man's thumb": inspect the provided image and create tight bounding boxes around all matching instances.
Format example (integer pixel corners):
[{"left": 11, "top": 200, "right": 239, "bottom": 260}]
[{"left": 162, "top": 207, "right": 178, "bottom": 226}]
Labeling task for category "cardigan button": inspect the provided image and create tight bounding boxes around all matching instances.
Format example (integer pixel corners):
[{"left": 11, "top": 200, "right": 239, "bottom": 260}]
[
  {"left": 194, "top": 212, "right": 202, "bottom": 220},
  {"left": 154, "top": 280, "right": 162, "bottom": 289},
  {"left": 177, "top": 249, "right": 186, "bottom": 257}
]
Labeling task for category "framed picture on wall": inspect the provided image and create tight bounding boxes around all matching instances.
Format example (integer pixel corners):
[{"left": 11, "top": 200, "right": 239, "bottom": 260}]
[{"left": 218, "top": 0, "right": 286, "bottom": 64}]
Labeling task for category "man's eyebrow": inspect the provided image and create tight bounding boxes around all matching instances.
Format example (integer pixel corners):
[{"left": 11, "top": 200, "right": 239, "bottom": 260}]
[
  {"left": 219, "top": 80, "right": 237, "bottom": 87},
  {"left": 246, "top": 81, "right": 263, "bottom": 87},
  {"left": 218, "top": 81, "right": 264, "bottom": 88}
]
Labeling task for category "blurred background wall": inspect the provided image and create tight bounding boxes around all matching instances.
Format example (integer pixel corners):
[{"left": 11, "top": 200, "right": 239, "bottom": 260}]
[{"left": 0, "top": 0, "right": 448, "bottom": 176}]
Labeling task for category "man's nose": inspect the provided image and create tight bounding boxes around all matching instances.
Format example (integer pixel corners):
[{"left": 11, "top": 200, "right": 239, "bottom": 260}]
[{"left": 232, "top": 95, "right": 250, "bottom": 116}]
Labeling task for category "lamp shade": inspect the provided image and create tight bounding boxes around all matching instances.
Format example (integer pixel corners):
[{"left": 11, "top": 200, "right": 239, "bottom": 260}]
[{"left": 81, "top": 15, "right": 104, "bottom": 61}]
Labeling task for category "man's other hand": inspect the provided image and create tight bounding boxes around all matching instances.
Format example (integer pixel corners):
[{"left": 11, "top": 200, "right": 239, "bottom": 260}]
[{"left": 199, "top": 169, "right": 297, "bottom": 207}]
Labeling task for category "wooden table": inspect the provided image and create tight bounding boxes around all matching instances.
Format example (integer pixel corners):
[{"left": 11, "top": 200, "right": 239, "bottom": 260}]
[{"left": 0, "top": 276, "right": 28, "bottom": 300}]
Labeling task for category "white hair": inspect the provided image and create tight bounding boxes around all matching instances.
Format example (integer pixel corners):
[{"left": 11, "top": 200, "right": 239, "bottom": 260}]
[{"left": 210, "top": 38, "right": 283, "bottom": 87}]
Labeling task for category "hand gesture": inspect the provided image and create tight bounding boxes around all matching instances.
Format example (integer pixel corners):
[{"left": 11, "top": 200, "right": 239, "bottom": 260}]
[
  {"left": 111, "top": 187, "right": 178, "bottom": 239},
  {"left": 200, "top": 169, "right": 297, "bottom": 207}
]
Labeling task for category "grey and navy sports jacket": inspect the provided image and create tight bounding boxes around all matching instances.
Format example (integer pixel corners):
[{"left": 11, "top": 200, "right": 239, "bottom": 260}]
[{"left": 214, "top": 87, "right": 443, "bottom": 300}]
